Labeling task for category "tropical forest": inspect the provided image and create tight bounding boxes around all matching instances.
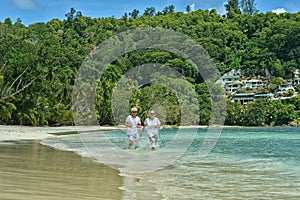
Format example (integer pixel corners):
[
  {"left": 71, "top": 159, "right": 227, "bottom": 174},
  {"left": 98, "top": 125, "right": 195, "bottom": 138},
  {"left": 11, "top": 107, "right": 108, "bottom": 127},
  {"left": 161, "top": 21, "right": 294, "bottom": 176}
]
[{"left": 1, "top": 0, "right": 300, "bottom": 126}]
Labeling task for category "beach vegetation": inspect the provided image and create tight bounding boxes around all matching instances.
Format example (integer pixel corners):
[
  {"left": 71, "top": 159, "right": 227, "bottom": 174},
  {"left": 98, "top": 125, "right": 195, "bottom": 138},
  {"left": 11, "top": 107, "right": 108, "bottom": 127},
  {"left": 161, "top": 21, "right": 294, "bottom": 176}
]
[{"left": 0, "top": 7, "right": 300, "bottom": 126}]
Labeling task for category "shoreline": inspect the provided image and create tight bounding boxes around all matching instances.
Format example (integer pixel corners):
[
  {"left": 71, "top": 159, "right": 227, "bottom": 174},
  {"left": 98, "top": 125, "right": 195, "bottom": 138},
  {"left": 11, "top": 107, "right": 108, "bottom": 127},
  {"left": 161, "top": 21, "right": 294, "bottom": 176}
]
[
  {"left": 0, "top": 125, "right": 122, "bottom": 142},
  {"left": 0, "top": 124, "right": 295, "bottom": 142},
  {"left": 0, "top": 124, "right": 215, "bottom": 142}
]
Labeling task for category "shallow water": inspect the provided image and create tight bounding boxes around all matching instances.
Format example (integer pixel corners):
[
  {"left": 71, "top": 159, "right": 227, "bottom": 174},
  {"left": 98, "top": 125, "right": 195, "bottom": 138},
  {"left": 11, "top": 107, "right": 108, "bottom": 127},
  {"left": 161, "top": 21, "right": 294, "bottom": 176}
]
[
  {"left": 157, "top": 127, "right": 300, "bottom": 200},
  {"left": 1, "top": 127, "right": 300, "bottom": 200}
]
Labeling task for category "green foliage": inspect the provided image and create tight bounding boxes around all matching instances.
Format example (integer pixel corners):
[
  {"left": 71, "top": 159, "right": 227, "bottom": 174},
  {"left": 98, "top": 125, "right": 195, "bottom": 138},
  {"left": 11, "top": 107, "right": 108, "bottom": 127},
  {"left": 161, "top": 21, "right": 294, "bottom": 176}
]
[
  {"left": 129, "top": 9, "right": 139, "bottom": 19},
  {"left": 0, "top": 101, "right": 16, "bottom": 122},
  {"left": 240, "top": 0, "right": 259, "bottom": 15},
  {"left": 0, "top": 7, "right": 300, "bottom": 126},
  {"left": 143, "top": 7, "right": 156, "bottom": 17},
  {"left": 225, "top": 0, "right": 241, "bottom": 15},
  {"left": 271, "top": 77, "right": 284, "bottom": 85},
  {"left": 225, "top": 99, "right": 298, "bottom": 126}
]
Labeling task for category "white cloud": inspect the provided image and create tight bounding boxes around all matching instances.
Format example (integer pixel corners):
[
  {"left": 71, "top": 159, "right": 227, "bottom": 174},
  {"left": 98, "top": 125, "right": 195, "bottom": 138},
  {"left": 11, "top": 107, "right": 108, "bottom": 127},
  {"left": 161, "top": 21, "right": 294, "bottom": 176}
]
[
  {"left": 272, "top": 8, "right": 287, "bottom": 14},
  {"left": 190, "top": 0, "right": 227, "bottom": 15},
  {"left": 190, "top": 4, "right": 195, "bottom": 12},
  {"left": 11, "top": 0, "right": 43, "bottom": 10}
]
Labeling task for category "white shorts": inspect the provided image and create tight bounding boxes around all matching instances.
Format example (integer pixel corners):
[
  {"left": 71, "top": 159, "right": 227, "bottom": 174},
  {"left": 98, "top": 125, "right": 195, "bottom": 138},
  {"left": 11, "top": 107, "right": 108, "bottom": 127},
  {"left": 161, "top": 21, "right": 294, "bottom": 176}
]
[{"left": 127, "top": 131, "right": 139, "bottom": 141}]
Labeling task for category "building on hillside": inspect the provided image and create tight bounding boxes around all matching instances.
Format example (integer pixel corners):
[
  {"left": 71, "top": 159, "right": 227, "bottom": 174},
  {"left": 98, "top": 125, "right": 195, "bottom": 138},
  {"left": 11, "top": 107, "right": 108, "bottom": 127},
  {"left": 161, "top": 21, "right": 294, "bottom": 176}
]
[
  {"left": 243, "top": 79, "right": 264, "bottom": 89},
  {"left": 232, "top": 93, "right": 255, "bottom": 104},
  {"left": 254, "top": 93, "right": 275, "bottom": 100},
  {"left": 276, "top": 82, "right": 295, "bottom": 94},
  {"left": 225, "top": 81, "right": 243, "bottom": 92},
  {"left": 293, "top": 77, "right": 300, "bottom": 86},
  {"left": 219, "top": 75, "right": 240, "bottom": 86},
  {"left": 232, "top": 92, "right": 275, "bottom": 104}
]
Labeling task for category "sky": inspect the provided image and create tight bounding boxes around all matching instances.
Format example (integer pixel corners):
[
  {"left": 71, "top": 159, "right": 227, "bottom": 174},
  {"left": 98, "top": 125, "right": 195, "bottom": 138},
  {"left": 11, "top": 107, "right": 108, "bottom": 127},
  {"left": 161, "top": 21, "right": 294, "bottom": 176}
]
[{"left": 1, "top": 0, "right": 300, "bottom": 26}]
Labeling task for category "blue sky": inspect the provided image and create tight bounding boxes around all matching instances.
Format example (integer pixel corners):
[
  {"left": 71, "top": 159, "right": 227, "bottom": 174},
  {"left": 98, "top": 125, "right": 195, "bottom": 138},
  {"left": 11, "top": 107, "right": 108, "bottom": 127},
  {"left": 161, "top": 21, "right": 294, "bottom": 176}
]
[{"left": 1, "top": 0, "right": 300, "bottom": 25}]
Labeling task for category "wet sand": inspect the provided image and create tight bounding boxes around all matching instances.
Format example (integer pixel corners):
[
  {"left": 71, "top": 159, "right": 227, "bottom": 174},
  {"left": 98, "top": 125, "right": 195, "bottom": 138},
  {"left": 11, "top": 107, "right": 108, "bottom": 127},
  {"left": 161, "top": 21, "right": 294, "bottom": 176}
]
[
  {"left": 0, "top": 125, "right": 128, "bottom": 199},
  {"left": 0, "top": 139, "right": 123, "bottom": 200}
]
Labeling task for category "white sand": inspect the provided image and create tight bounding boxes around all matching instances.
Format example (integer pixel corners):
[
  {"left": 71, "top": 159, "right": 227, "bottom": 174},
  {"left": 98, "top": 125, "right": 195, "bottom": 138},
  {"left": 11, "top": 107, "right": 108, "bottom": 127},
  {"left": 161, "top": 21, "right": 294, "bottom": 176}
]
[
  {"left": 0, "top": 125, "right": 123, "bottom": 142},
  {"left": 0, "top": 125, "right": 227, "bottom": 142}
]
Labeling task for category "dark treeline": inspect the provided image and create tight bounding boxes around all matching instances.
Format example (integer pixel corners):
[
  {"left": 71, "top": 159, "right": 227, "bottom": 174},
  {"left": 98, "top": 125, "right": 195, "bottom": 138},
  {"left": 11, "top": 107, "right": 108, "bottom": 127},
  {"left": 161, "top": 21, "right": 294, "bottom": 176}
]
[{"left": 0, "top": 5, "right": 300, "bottom": 126}]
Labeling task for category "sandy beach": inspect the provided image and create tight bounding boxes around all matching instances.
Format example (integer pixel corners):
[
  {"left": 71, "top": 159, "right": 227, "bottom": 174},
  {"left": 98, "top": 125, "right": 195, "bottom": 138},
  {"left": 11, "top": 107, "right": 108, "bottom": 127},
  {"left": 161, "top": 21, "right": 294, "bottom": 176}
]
[
  {"left": 0, "top": 125, "right": 123, "bottom": 142},
  {"left": 0, "top": 129, "right": 124, "bottom": 200}
]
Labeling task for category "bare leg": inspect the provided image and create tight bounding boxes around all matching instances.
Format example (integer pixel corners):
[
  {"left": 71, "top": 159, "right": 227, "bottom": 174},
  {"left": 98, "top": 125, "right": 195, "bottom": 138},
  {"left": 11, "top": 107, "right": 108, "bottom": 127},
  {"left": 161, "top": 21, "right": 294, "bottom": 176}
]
[
  {"left": 150, "top": 136, "right": 156, "bottom": 150},
  {"left": 128, "top": 139, "right": 134, "bottom": 149}
]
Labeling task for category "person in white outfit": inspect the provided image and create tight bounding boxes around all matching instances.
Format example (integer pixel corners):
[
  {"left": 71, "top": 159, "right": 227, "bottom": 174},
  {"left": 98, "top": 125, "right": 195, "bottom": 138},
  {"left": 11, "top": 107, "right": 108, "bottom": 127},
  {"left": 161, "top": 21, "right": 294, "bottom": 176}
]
[
  {"left": 125, "top": 107, "right": 141, "bottom": 149},
  {"left": 142, "top": 110, "right": 161, "bottom": 150}
]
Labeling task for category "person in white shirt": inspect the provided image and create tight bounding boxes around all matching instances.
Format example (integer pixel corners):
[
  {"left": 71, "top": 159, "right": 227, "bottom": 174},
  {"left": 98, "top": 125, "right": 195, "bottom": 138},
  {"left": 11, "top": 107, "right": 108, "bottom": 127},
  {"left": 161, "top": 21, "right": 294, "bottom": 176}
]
[
  {"left": 142, "top": 110, "right": 161, "bottom": 150},
  {"left": 125, "top": 107, "right": 141, "bottom": 149}
]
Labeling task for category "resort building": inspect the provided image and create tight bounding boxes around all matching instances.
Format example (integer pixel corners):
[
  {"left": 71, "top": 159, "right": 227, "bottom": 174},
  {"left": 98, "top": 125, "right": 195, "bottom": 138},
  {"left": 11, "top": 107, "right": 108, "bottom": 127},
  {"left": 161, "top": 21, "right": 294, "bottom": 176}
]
[
  {"left": 219, "top": 68, "right": 300, "bottom": 103},
  {"left": 276, "top": 82, "right": 295, "bottom": 94},
  {"left": 243, "top": 79, "right": 264, "bottom": 89},
  {"left": 293, "top": 78, "right": 300, "bottom": 86},
  {"left": 254, "top": 93, "right": 275, "bottom": 100},
  {"left": 233, "top": 93, "right": 275, "bottom": 104},
  {"left": 220, "top": 75, "right": 240, "bottom": 86},
  {"left": 225, "top": 81, "right": 242, "bottom": 92},
  {"left": 232, "top": 93, "right": 255, "bottom": 104}
]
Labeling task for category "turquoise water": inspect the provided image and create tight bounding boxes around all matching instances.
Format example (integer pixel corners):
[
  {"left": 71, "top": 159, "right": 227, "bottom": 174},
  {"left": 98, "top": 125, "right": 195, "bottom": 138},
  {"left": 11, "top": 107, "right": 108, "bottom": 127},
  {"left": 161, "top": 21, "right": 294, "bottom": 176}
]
[{"left": 39, "top": 127, "right": 300, "bottom": 199}]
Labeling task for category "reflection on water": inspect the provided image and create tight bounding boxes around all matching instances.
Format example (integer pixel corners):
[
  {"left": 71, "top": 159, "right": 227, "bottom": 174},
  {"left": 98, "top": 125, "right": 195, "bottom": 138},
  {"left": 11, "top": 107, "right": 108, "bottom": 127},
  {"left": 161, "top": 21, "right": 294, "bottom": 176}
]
[{"left": 0, "top": 140, "right": 123, "bottom": 200}]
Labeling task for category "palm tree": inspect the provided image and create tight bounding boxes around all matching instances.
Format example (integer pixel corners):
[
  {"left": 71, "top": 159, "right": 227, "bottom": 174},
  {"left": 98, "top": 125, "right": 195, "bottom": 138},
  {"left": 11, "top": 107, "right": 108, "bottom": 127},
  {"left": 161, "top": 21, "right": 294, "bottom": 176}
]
[
  {"left": 241, "top": 0, "right": 258, "bottom": 15},
  {"left": 225, "top": 0, "right": 241, "bottom": 14},
  {"left": 186, "top": 5, "right": 191, "bottom": 14}
]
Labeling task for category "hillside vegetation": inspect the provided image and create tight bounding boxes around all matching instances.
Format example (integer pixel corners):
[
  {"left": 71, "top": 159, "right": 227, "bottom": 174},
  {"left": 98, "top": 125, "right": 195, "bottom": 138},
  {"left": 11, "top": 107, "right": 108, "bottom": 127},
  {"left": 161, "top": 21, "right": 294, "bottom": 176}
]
[{"left": 0, "top": 7, "right": 300, "bottom": 126}]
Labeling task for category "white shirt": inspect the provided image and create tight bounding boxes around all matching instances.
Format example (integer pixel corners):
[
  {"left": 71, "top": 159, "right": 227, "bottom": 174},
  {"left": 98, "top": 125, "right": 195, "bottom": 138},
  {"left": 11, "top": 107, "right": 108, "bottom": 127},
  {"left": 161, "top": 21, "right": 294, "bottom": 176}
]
[
  {"left": 144, "top": 117, "right": 160, "bottom": 136},
  {"left": 126, "top": 115, "right": 141, "bottom": 135}
]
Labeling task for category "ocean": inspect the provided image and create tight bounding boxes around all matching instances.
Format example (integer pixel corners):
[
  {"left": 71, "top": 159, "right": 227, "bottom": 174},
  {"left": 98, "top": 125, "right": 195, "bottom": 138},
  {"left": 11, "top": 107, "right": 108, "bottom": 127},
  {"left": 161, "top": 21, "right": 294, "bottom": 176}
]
[{"left": 1, "top": 127, "right": 300, "bottom": 199}]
